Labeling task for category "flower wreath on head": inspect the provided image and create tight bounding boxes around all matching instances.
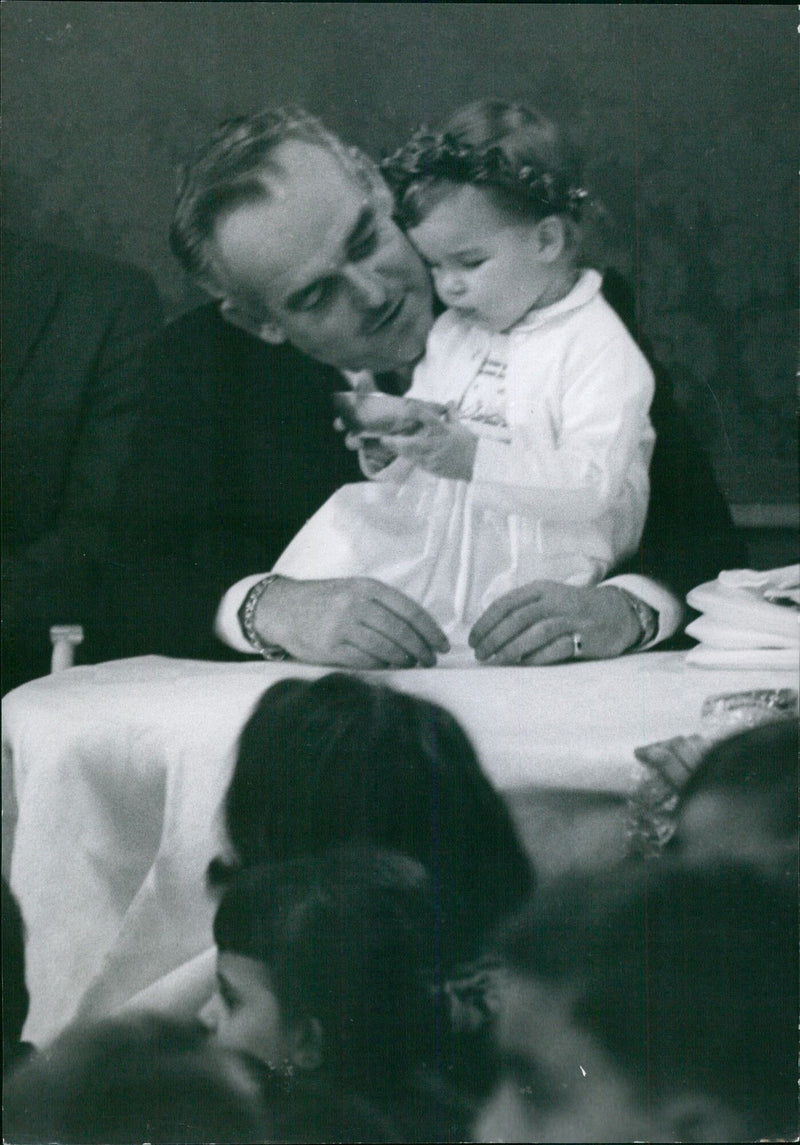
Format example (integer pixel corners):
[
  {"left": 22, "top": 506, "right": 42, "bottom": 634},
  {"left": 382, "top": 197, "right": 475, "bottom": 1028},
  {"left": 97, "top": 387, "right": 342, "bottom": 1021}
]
[{"left": 381, "top": 127, "right": 589, "bottom": 223}]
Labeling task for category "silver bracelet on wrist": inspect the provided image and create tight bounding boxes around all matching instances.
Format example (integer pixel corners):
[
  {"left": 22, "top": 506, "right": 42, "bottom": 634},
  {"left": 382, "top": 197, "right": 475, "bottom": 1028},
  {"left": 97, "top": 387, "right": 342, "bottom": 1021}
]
[
  {"left": 238, "top": 574, "right": 290, "bottom": 660},
  {"left": 609, "top": 586, "right": 659, "bottom": 650}
]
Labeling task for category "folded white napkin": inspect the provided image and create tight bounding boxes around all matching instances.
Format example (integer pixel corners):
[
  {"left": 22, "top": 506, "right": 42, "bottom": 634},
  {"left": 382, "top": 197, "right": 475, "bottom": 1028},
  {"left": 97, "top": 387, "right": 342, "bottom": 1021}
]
[{"left": 685, "top": 565, "right": 799, "bottom": 670}]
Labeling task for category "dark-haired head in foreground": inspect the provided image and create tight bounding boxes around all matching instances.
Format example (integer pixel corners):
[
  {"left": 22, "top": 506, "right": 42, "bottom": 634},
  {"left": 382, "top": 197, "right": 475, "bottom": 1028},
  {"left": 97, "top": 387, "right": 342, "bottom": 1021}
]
[
  {"left": 5, "top": 1012, "right": 407, "bottom": 1145},
  {"left": 203, "top": 847, "right": 474, "bottom": 1141},
  {"left": 476, "top": 861, "right": 798, "bottom": 1143},
  {"left": 214, "top": 672, "right": 534, "bottom": 970},
  {"left": 3, "top": 1014, "right": 267, "bottom": 1144}
]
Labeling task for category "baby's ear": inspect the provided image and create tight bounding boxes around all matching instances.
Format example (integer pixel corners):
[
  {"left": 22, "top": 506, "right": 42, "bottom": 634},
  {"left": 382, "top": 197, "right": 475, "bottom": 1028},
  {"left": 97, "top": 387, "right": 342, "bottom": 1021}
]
[
  {"left": 534, "top": 216, "right": 568, "bottom": 262},
  {"left": 288, "top": 1017, "right": 324, "bottom": 1072}
]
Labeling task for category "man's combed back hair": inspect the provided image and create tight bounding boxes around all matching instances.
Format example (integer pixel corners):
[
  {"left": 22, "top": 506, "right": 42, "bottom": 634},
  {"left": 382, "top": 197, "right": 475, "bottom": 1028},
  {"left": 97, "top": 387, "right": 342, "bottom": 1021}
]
[{"left": 170, "top": 106, "right": 377, "bottom": 291}]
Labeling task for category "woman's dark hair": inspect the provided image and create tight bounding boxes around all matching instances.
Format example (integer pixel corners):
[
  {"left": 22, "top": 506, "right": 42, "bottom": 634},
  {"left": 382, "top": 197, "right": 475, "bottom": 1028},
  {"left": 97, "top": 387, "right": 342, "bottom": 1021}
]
[
  {"left": 213, "top": 673, "right": 534, "bottom": 969},
  {"left": 213, "top": 848, "right": 437, "bottom": 1093},
  {"left": 382, "top": 99, "right": 585, "bottom": 229}
]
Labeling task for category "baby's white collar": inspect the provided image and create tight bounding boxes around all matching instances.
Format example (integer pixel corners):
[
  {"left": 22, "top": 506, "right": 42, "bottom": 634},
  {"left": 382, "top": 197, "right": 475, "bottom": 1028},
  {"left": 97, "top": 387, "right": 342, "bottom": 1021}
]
[{"left": 511, "top": 267, "right": 603, "bottom": 332}]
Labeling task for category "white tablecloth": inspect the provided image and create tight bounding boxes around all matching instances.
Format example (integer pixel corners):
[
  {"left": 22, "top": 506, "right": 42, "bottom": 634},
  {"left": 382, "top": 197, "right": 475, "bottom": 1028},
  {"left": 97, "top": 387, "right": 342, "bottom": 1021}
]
[{"left": 3, "top": 652, "right": 794, "bottom": 1045}]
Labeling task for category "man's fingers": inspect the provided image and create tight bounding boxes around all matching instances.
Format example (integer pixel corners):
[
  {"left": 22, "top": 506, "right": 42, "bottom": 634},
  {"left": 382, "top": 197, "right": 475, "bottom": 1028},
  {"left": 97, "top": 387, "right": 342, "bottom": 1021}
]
[
  {"left": 521, "top": 631, "right": 578, "bottom": 666},
  {"left": 369, "top": 584, "right": 450, "bottom": 653},
  {"left": 469, "top": 586, "right": 547, "bottom": 649},
  {"left": 485, "top": 617, "right": 574, "bottom": 666},
  {"left": 360, "top": 615, "right": 434, "bottom": 667},
  {"left": 348, "top": 620, "right": 420, "bottom": 668},
  {"left": 335, "top": 643, "right": 394, "bottom": 670},
  {"left": 471, "top": 602, "right": 551, "bottom": 660}
]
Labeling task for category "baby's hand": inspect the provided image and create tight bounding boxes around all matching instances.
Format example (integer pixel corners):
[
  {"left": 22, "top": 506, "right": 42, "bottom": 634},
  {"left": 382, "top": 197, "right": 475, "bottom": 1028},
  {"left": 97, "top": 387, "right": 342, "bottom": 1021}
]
[
  {"left": 381, "top": 404, "right": 477, "bottom": 481},
  {"left": 356, "top": 436, "right": 398, "bottom": 475},
  {"left": 335, "top": 421, "right": 397, "bottom": 474}
]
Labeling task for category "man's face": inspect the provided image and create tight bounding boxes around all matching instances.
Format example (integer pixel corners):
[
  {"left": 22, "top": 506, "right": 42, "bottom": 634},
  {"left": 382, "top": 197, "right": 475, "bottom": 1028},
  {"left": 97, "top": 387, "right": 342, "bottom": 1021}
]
[
  {"left": 209, "top": 140, "right": 434, "bottom": 373},
  {"left": 474, "top": 973, "right": 654, "bottom": 1144}
]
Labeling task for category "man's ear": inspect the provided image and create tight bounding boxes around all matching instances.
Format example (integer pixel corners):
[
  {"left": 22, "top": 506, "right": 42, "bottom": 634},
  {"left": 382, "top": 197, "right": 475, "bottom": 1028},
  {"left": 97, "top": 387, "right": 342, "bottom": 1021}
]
[
  {"left": 533, "top": 216, "right": 567, "bottom": 262},
  {"left": 655, "top": 1092, "right": 746, "bottom": 1143},
  {"left": 346, "top": 146, "right": 395, "bottom": 216},
  {"left": 218, "top": 298, "right": 287, "bottom": 345},
  {"left": 287, "top": 1017, "right": 324, "bottom": 1073}
]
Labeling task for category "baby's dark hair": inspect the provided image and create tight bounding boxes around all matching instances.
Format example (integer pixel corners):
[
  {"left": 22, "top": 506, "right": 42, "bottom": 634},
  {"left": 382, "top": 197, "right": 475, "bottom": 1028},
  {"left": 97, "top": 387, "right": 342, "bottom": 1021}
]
[
  {"left": 212, "top": 673, "right": 534, "bottom": 970},
  {"left": 679, "top": 720, "right": 798, "bottom": 838},
  {"left": 213, "top": 848, "right": 438, "bottom": 1092},
  {"left": 382, "top": 99, "right": 586, "bottom": 230}
]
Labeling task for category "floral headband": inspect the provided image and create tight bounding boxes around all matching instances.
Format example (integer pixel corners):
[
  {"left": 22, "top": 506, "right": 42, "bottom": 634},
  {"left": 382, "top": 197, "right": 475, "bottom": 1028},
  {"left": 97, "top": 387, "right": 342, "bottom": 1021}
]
[{"left": 381, "top": 127, "right": 589, "bottom": 221}]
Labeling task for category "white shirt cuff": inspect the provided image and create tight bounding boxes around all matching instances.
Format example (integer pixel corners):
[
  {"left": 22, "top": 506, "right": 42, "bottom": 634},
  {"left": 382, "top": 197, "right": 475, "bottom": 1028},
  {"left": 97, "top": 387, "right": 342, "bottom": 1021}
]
[
  {"left": 214, "top": 573, "right": 272, "bottom": 653},
  {"left": 602, "top": 574, "right": 684, "bottom": 648}
]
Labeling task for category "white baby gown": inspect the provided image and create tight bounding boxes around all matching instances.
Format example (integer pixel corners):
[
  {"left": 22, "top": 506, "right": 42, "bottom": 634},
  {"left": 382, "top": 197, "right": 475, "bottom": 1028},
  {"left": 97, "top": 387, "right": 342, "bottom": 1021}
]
[{"left": 273, "top": 270, "right": 656, "bottom": 662}]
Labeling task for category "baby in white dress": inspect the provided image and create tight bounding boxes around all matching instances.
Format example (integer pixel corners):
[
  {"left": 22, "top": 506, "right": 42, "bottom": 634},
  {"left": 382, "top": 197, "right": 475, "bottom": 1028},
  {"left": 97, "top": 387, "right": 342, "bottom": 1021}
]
[{"left": 273, "top": 100, "right": 656, "bottom": 662}]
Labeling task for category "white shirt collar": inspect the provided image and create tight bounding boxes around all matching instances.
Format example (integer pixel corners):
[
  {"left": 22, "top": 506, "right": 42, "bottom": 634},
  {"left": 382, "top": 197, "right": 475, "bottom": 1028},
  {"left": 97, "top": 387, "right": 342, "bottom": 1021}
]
[{"left": 509, "top": 267, "right": 603, "bottom": 333}]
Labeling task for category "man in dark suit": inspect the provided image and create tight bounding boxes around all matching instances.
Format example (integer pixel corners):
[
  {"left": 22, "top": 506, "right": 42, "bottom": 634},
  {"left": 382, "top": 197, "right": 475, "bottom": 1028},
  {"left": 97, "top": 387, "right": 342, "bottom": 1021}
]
[
  {"left": 101, "top": 108, "right": 742, "bottom": 669},
  {"left": 1, "top": 231, "right": 163, "bottom": 690}
]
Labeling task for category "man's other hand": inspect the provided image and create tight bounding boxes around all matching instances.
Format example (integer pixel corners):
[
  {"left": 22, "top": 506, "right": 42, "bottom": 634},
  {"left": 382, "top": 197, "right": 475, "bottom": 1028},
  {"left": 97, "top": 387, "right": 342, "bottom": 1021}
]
[
  {"left": 469, "top": 582, "right": 642, "bottom": 665},
  {"left": 255, "top": 576, "right": 449, "bottom": 668}
]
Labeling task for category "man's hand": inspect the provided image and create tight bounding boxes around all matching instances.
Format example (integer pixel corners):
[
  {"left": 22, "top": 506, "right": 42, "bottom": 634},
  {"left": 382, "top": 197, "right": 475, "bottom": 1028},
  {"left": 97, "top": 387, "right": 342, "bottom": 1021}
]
[
  {"left": 381, "top": 404, "right": 477, "bottom": 481},
  {"left": 468, "top": 582, "right": 644, "bottom": 665},
  {"left": 254, "top": 575, "right": 449, "bottom": 669}
]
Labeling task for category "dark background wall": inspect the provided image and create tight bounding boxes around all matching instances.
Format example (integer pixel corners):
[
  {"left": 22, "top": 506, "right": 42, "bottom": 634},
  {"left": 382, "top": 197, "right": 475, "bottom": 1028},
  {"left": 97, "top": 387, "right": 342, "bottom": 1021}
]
[{"left": 2, "top": 2, "right": 796, "bottom": 508}]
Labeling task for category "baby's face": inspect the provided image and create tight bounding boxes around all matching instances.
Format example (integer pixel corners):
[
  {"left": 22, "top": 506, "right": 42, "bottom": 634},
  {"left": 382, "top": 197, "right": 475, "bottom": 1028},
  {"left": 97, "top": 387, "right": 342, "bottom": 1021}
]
[
  {"left": 200, "top": 952, "right": 289, "bottom": 1070},
  {"left": 408, "top": 184, "right": 565, "bottom": 332}
]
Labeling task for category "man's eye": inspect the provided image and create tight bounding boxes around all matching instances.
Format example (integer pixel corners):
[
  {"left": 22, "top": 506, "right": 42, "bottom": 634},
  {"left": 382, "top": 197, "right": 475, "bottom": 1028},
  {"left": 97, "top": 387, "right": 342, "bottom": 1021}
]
[
  {"left": 349, "top": 229, "right": 378, "bottom": 261},
  {"left": 460, "top": 257, "right": 486, "bottom": 269},
  {"left": 296, "top": 281, "right": 334, "bottom": 312}
]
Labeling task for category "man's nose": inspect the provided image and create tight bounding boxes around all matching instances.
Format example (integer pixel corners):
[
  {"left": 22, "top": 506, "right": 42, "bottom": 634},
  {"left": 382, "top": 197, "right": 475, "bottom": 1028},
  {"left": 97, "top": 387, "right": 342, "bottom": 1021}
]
[{"left": 343, "top": 263, "right": 390, "bottom": 311}]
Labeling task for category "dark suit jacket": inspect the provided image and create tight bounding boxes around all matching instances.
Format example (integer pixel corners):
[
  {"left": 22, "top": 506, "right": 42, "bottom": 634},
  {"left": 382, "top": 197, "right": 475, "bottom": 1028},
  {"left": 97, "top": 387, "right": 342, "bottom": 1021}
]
[
  {"left": 99, "top": 283, "right": 744, "bottom": 663},
  {"left": 96, "top": 305, "right": 363, "bottom": 662},
  {"left": 599, "top": 269, "right": 745, "bottom": 613},
  {"left": 1, "top": 232, "right": 163, "bottom": 688}
]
